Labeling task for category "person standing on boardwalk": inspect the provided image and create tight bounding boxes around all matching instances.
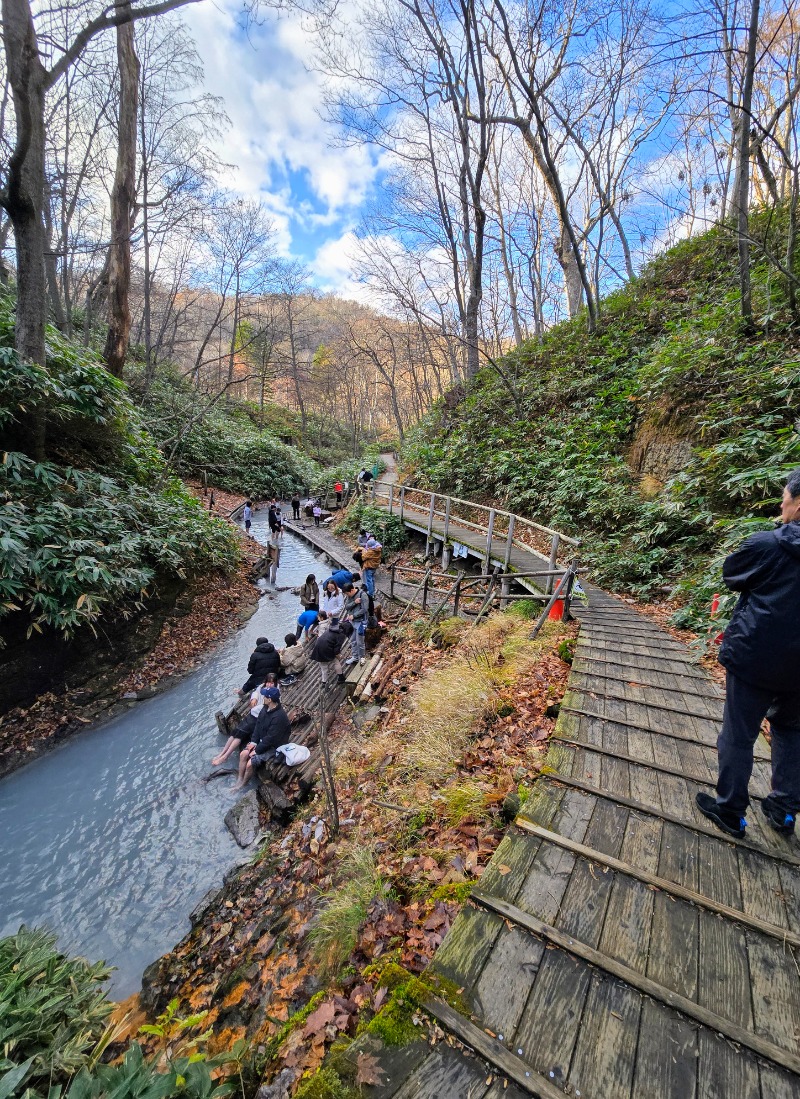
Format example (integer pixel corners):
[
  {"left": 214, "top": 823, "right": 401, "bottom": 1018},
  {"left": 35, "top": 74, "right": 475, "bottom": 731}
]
[
  {"left": 334, "top": 480, "right": 343, "bottom": 506},
  {"left": 310, "top": 616, "right": 347, "bottom": 685},
  {"left": 697, "top": 468, "right": 800, "bottom": 838},
  {"left": 342, "top": 582, "right": 369, "bottom": 666},
  {"left": 242, "top": 500, "right": 252, "bottom": 534},
  {"left": 361, "top": 535, "right": 382, "bottom": 597},
  {"left": 313, "top": 501, "right": 322, "bottom": 527},
  {"left": 291, "top": 493, "right": 301, "bottom": 520},
  {"left": 299, "top": 573, "right": 319, "bottom": 612}
]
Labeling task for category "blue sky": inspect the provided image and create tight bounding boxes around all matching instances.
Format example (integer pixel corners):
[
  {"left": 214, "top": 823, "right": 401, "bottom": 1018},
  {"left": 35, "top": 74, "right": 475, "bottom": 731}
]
[{"left": 183, "top": 1, "right": 381, "bottom": 298}]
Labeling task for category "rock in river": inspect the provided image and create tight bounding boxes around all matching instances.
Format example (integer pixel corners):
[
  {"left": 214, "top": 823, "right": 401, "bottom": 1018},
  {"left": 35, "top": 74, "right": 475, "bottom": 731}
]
[{"left": 224, "top": 790, "right": 260, "bottom": 847}]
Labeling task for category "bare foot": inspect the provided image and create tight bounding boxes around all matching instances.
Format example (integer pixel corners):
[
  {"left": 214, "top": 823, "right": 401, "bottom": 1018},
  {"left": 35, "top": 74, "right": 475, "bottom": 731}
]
[{"left": 211, "top": 755, "right": 224, "bottom": 766}]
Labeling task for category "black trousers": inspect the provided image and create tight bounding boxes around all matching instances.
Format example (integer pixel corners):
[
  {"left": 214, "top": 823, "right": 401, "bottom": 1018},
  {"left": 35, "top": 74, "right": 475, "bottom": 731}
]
[{"left": 716, "top": 671, "right": 800, "bottom": 815}]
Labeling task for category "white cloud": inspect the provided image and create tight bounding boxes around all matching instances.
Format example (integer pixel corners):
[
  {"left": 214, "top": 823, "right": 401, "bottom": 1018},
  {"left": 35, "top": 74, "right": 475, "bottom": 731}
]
[{"left": 183, "top": 0, "right": 379, "bottom": 251}]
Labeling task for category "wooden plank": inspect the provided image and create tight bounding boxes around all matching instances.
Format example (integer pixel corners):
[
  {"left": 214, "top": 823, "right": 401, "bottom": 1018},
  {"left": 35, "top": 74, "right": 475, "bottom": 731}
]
[
  {"left": 746, "top": 930, "right": 800, "bottom": 1054},
  {"left": 512, "top": 947, "right": 592, "bottom": 1089},
  {"left": 598, "top": 874, "right": 655, "bottom": 972},
  {"left": 574, "top": 652, "right": 712, "bottom": 681},
  {"left": 571, "top": 665, "right": 723, "bottom": 701},
  {"left": 549, "top": 785, "right": 595, "bottom": 843},
  {"left": 472, "top": 890, "right": 800, "bottom": 1076},
  {"left": 392, "top": 1042, "right": 490, "bottom": 1099},
  {"left": 567, "top": 973, "right": 641, "bottom": 1099},
  {"left": 739, "top": 847, "right": 789, "bottom": 930},
  {"left": 514, "top": 842, "right": 575, "bottom": 924},
  {"left": 515, "top": 818, "right": 800, "bottom": 948},
  {"left": 697, "top": 909, "right": 753, "bottom": 1031},
  {"left": 649, "top": 828, "right": 699, "bottom": 999},
  {"left": 516, "top": 780, "right": 565, "bottom": 829},
  {"left": 478, "top": 832, "right": 540, "bottom": 904},
  {"left": 553, "top": 735, "right": 715, "bottom": 789},
  {"left": 779, "top": 864, "right": 800, "bottom": 934},
  {"left": 698, "top": 833, "right": 743, "bottom": 911},
  {"left": 472, "top": 925, "right": 544, "bottom": 1037},
  {"left": 581, "top": 796, "right": 628, "bottom": 859},
  {"left": 537, "top": 773, "right": 800, "bottom": 868},
  {"left": 631, "top": 999, "right": 699, "bottom": 1099},
  {"left": 560, "top": 707, "right": 763, "bottom": 756},
  {"left": 696, "top": 1029, "right": 761, "bottom": 1099},
  {"left": 618, "top": 811, "right": 662, "bottom": 874},
  {"left": 555, "top": 856, "right": 614, "bottom": 948},
  {"left": 422, "top": 996, "right": 570, "bottom": 1099},
  {"left": 430, "top": 904, "right": 503, "bottom": 994},
  {"left": 759, "top": 1062, "right": 800, "bottom": 1098}
]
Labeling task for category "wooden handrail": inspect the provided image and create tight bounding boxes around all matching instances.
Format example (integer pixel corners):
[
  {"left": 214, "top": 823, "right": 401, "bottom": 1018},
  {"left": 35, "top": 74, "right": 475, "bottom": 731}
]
[{"left": 371, "top": 480, "right": 580, "bottom": 546}]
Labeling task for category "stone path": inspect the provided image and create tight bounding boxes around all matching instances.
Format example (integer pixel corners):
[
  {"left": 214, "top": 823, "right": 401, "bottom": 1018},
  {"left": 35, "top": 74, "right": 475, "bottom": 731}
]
[{"left": 357, "top": 587, "right": 800, "bottom": 1098}]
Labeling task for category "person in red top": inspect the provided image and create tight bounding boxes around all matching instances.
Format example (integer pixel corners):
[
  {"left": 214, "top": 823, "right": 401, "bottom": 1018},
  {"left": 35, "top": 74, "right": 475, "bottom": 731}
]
[{"left": 334, "top": 480, "right": 343, "bottom": 505}]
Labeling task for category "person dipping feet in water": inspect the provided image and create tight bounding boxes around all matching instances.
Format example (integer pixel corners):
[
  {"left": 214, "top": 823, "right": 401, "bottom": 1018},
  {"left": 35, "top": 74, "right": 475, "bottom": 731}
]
[
  {"left": 211, "top": 674, "right": 277, "bottom": 766},
  {"left": 696, "top": 467, "right": 800, "bottom": 839},
  {"left": 233, "top": 687, "right": 292, "bottom": 790}
]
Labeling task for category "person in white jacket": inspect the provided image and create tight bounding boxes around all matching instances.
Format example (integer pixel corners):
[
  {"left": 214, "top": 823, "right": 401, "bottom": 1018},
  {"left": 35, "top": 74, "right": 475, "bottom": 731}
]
[{"left": 321, "top": 580, "right": 344, "bottom": 618}]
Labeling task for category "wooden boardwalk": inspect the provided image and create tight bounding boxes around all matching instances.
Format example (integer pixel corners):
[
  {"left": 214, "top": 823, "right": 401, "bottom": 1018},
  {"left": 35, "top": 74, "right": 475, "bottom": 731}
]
[{"left": 358, "top": 588, "right": 800, "bottom": 1098}]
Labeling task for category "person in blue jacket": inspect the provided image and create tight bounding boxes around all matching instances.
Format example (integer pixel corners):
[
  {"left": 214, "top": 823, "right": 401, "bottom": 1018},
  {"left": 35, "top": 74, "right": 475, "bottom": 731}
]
[
  {"left": 696, "top": 468, "right": 800, "bottom": 838},
  {"left": 322, "top": 568, "right": 361, "bottom": 590}
]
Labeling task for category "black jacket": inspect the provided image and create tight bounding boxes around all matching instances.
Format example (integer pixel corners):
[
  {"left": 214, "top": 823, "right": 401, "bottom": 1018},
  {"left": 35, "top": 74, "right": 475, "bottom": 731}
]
[
  {"left": 718, "top": 521, "right": 800, "bottom": 692},
  {"left": 253, "top": 704, "right": 292, "bottom": 756},
  {"left": 247, "top": 642, "right": 281, "bottom": 679},
  {"left": 311, "top": 625, "right": 346, "bottom": 663}
]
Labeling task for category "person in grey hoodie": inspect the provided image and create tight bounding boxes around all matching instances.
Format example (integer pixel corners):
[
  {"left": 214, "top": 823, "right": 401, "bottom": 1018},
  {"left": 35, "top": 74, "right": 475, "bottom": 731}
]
[{"left": 696, "top": 468, "right": 800, "bottom": 838}]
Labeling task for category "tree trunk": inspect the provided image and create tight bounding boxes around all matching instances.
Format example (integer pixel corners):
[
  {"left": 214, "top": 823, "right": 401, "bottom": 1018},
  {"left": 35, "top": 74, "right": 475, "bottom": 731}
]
[
  {"left": 1, "top": 0, "right": 48, "bottom": 458},
  {"left": 734, "top": 0, "right": 761, "bottom": 332},
  {"left": 103, "top": 1, "right": 140, "bottom": 378}
]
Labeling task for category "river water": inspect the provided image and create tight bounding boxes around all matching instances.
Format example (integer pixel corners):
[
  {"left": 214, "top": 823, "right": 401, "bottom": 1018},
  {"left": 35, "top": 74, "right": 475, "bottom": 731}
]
[{"left": 0, "top": 514, "right": 331, "bottom": 997}]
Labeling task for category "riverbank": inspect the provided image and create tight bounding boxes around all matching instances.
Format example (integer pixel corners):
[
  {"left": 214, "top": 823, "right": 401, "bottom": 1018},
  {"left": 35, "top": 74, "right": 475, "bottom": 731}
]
[
  {"left": 132, "top": 608, "right": 575, "bottom": 1093},
  {"left": 0, "top": 492, "right": 262, "bottom": 779}
]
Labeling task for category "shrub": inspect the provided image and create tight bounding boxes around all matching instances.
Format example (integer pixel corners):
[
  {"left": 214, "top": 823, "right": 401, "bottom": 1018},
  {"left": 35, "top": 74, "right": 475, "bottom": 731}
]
[
  {"left": 308, "top": 849, "right": 387, "bottom": 978},
  {"left": 334, "top": 502, "right": 408, "bottom": 552}
]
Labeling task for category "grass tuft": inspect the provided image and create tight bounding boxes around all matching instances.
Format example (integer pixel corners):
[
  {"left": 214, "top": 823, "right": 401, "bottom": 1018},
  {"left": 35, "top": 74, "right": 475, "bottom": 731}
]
[{"left": 308, "top": 848, "right": 387, "bottom": 978}]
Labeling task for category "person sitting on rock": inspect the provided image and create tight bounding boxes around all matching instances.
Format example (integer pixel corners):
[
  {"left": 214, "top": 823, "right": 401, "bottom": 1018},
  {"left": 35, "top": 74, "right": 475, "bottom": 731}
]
[
  {"left": 241, "top": 637, "right": 281, "bottom": 692},
  {"left": 279, "top": 633, "right": 308, "bottom": 678},
  {"left": 233, "top": 687, "right": 293, "bottom": 790},
  {"left": 212, "top": 674, "right": 277, "bottom": 766}
]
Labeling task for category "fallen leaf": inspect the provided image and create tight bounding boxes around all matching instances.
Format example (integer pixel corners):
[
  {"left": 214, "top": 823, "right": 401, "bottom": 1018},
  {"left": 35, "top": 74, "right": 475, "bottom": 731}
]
[
  {"left": 498, "top": 864, "right": 512, "bottom": 875},
  {"left": 356, "top": 1051, "right": 385, "bottom": 1086}
]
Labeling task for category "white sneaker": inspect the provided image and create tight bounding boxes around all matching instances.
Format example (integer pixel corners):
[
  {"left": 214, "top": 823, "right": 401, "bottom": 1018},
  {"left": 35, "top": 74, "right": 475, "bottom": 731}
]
[
  {"left": 345, "top": 657, "right": 357, "bottom": 665},
  {"left": 359, "top": 658, "right": 366, "bottom": 666}
]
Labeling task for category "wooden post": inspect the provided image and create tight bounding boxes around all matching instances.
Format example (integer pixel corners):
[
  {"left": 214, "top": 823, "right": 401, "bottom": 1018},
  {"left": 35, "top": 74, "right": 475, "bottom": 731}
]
[
  {"left": 427, "top": 493, "right": 435, "bottom": 542},
  {"left": 422, "top": 569, "right": 430, "bottom": 610},
  {"left": 390, "top": 563, "right": 396, "bottom": 599},
  {"left": 444, "top": 495, "right": 451, "bottom": 542},
  {"left": 399, "top": 485, "right": 405, "bottom": 522},
  {"left": 202, "top": 470, "right": 208, "bottom": 497},
  {"left": 388, "top": 484, "right": 394, "bottom": 515},
  {"left": 546, "top": 533, "right": 561, "bottom": 595},
  {"left": 500, "top": 576, "right": 510, "bottom": 609},
  {"left": 453, "top": 574, "right": 462, "bottom": 617},
  {"left": 442, "top": 544, "right": 452, "bottom": 569},
  {"left": 485, "top": 509, "right": 496, "bottom": 570},
  {"left": 562, "top": 557, "right": 579, "bottom": 620},
  {"left": 504, "top": 514, "right": 515, "bottom": 571}
]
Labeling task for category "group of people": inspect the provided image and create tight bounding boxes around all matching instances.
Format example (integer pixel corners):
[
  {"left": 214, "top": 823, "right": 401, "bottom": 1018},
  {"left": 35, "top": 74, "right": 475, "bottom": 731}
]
[{"left": 211, "top": 528, "right": 385, "bottom": 792}]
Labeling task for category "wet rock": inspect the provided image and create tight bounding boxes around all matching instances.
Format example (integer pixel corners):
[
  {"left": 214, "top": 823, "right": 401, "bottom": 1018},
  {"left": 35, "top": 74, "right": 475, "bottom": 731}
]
[
  {"left": 255, "top": 1068, "right": 297, "bottom": 1099},
  {"left": 224, "top": 790, "right": 260, "bottom": 847},
  {"left": 189, "top": 886, "right": 221, "bottom": 927}
]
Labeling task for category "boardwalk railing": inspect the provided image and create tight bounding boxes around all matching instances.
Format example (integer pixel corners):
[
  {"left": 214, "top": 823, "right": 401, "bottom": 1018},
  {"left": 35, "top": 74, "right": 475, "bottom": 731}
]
[{"left": 369, "top": 480, "right": 579, "bottom": 589}]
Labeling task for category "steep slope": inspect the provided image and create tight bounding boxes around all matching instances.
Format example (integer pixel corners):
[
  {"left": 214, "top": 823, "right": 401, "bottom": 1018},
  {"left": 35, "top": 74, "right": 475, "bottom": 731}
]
[{"left": 403, "top": 219, "right": 800, "bottom": 629}]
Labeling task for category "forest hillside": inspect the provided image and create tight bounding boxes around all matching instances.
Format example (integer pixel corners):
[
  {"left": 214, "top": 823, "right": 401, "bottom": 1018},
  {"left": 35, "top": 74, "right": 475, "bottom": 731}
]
[{"left": 403, "top": 217, "right": 800, "bottom": 632}]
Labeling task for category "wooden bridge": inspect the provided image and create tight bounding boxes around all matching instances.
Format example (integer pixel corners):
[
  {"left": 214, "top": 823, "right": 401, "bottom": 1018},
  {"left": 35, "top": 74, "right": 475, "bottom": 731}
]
[
  {"left": 349, "top": 588, "right": 800, "bottom": 1098},
  {"left": 367, "top": 481, "right": 580, "bottom": 596}
]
